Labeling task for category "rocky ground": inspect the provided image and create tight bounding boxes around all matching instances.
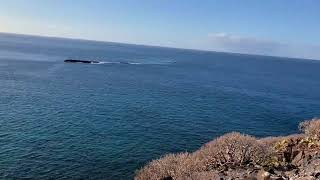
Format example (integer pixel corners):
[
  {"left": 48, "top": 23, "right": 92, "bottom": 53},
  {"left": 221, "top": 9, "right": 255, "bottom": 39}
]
[
  {"left": 135, "top": 119, "right": 320, "bottom": 180},
  {"left": 213, "top": 148, "right": 320, "bottom": 180}
]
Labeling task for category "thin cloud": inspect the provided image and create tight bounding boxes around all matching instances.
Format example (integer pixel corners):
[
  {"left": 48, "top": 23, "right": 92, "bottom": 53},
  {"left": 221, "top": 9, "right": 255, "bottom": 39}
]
[{"left": 207, "top": 33, "right": 320, "bottom": 60}]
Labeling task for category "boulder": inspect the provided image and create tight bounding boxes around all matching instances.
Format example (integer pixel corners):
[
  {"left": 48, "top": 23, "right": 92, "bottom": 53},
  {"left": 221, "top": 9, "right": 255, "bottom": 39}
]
[{"left": 257, "top": 170, "right": 271, "bottom": 180}]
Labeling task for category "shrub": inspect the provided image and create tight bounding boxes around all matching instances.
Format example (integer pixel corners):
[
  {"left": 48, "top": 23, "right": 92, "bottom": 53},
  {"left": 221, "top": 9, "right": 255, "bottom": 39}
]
[
  {"left": 195, "top": 132, "right": 268, "bottom": 170},
  {"left": 259, "top": 134, "right": 304, "bottom": 148},
  {"left": 184, "top": 171, "right": 220, "bottom": 180},
  {"left": 135, "top": 153, "right": 203, "bottom": 180},
  {"left": 135, "top": 132, "right": 269, "bottom": 179},
  {"left": 135, "top": 118, "right": 320, "bottom": 180},
  {"left": 259, "top": 134, "right": 304, "bottom": 158},
  {"left": 299, "top": 118, "right": 320, "bottom": 137}
]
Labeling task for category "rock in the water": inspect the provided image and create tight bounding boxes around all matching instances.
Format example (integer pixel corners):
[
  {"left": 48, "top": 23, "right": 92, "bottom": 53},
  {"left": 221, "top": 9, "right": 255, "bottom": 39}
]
[{"left": 64, "top": 59, "right": 99, "bottom": 64}]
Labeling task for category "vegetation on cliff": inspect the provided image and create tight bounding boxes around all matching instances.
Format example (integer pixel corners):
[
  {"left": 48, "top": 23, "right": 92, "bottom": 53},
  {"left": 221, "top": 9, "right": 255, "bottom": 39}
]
[{"left": 135, "top": 118, "right": 320, "bottom": 180}]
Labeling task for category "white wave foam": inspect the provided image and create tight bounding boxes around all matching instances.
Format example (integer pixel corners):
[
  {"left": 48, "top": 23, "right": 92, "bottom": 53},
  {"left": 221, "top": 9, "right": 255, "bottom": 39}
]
[
  {"left": 128, "top": 62, "right": 142, "bottom": 65},
  {"left": 96, "top": 61, "right": 142, "bottom": 65},
  {"left": 96, "top": 61, "right": 120, "bottom": 64},
  {"left": 95, "top": 60, "right": 174, "bottom": 65}
]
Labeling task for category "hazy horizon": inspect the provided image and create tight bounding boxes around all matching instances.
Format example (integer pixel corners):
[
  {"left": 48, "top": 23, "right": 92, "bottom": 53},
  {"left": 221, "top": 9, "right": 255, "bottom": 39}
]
[
  {"left": 1, "top": 31, "right": 320, "bottom": 62},
  {"left": 1, "top": 1, "right": 320, "bottom": 59}
]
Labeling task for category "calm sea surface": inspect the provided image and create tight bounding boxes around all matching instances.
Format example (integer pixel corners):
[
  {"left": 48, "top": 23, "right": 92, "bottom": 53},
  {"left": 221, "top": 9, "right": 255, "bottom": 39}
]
[{"left": 0, "top": 33, "right": 320, "bottom": 179}]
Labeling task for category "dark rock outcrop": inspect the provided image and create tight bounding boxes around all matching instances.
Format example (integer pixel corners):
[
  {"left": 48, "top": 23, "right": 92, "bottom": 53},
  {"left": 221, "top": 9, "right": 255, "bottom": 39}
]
[{"left": 64, "top": 59, "right": 99, "bottom": 64}]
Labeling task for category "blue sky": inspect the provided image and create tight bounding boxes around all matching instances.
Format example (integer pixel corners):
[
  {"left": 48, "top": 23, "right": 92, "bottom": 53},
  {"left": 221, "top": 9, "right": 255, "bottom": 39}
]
[{"left": 1, "top": 0, "right": 320, "bottom": 59}]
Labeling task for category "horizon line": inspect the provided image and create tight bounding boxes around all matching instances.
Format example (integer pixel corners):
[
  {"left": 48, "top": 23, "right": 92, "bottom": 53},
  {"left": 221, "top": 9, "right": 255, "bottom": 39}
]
[{"left": 0, "top": 31, "right": 319, "bottom": 62}]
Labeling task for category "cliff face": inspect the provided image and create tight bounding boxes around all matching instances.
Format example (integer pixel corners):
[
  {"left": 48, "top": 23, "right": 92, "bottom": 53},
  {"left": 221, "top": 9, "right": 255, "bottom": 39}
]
[{"left": 135, "top": 119, "right": 320, "bottom": 180}]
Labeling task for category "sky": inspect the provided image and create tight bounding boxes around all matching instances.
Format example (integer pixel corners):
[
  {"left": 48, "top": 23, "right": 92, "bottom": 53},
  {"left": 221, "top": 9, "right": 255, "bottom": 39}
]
[{"left": 0, "top": 0, "right": 320, "bottom": 59}]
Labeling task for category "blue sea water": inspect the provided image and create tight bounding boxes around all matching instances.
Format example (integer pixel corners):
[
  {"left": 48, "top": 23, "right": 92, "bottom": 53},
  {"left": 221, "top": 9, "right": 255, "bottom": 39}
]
[{"left": 0, "top": 33, "right": 320, "bottom": 179}]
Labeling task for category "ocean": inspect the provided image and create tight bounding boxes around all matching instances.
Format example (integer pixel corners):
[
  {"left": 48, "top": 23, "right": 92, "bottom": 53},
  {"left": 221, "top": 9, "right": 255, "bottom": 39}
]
[{"left": 0, "top": 33, "right": 319, "bottom": 179}]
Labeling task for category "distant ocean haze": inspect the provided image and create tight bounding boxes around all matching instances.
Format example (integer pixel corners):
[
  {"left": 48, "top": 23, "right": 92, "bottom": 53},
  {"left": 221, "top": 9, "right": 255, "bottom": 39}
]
[{"left": 0, "top": 33, "right": 319, "bottom": 179}]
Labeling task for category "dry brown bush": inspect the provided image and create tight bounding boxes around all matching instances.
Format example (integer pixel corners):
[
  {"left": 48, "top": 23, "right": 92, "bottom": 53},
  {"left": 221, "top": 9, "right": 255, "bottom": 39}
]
[
  {"left": 135, "top": 152, "right": 203, "bottom": 180},
  {"left": 299, "top": 118, "right": 320, "bottom": 137},
  {"left": 136, "top": 132, "right": 269, "bottom": 179},
  {"left": 184, "top": 171, "right": 220, "bottom": 180},
  {"left": 135, "top": 118, "right": 320, "bottom": 180},
  {"left": 259, "top": 134, "right": 304, "bottom": 147},
  {"left": 195, "top": 132, "right": 268, "bottom": 170}
]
